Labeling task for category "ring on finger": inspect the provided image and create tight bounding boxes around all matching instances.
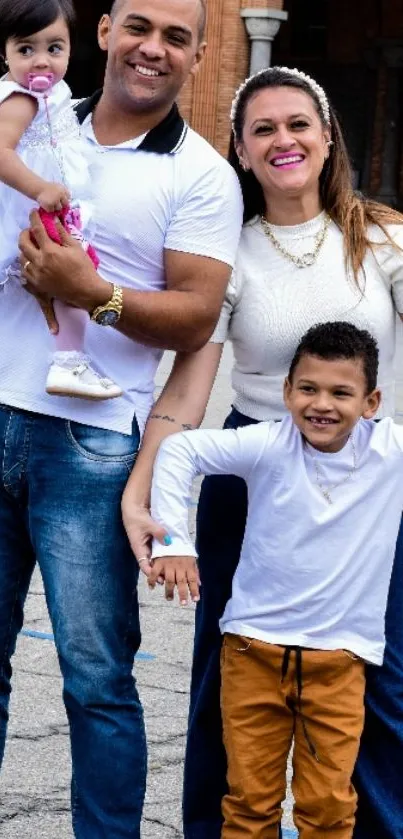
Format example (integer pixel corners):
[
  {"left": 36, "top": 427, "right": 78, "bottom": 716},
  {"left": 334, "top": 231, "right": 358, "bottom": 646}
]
[{"left": 23, "top": 260, "right": 31, "bottom": 272}]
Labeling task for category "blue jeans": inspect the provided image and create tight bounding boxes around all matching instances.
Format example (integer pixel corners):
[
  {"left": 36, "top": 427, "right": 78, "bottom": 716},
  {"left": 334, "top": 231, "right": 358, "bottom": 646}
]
[
  {"left": 0, "top": 405, "right": 146, "bottom": 838},
  {"left": 353, "top": 517, "right": 403, "bottom": 839},
  {"left": 183, "top": 407, "right": 403, "bottom": 839}
]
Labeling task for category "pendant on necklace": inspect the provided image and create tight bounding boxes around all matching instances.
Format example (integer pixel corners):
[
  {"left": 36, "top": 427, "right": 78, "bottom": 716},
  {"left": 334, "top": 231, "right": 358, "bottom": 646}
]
[{"left": 299, "top": 253, "right": 316, "bottom": 267}]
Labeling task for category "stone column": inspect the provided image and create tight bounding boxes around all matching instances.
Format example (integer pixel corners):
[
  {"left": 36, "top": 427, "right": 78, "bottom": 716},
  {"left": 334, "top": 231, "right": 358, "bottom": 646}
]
[{"left": 241, "top": 8, "right": 288, "bottom": 75}]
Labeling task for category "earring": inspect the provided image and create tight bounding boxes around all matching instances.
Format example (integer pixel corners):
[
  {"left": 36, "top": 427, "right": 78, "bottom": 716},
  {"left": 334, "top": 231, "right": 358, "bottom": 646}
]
[
  {"left": 4, "top": 60, "right": 9, "bottom": 68},
  {"left": 239, "top": 159, "right": 250, "bottom": 172},
  {"left": 324, "top": 140, "right": 333, "bottom": 161}
]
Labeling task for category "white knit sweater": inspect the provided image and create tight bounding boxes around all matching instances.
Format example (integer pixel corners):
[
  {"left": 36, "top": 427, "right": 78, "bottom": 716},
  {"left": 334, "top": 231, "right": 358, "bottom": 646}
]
[{"left": 212, "top": 212, "right": 403, "bottom": 420}]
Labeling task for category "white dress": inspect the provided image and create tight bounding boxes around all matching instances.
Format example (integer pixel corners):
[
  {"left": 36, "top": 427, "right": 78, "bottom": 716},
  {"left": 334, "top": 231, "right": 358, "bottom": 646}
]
[{"left": 0, "top": 78, "right": 93, "bottom": 283}]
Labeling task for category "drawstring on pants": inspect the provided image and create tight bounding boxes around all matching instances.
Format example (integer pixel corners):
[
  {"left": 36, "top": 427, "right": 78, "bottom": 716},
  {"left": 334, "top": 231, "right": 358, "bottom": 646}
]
[{"left": 281, "top": 646, "right": 319, "bottom": 762}]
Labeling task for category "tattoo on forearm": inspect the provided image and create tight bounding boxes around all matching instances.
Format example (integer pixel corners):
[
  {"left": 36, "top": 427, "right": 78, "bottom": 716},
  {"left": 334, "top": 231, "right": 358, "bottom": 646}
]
[{"left": 150, "top": 413, "right": 193, "bottom": 431}]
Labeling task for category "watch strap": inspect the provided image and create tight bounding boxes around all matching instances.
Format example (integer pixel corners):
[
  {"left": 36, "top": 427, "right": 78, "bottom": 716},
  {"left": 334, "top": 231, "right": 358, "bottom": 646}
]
[{"left": 91, "top": 284, "right": 123, "bottom": 324}]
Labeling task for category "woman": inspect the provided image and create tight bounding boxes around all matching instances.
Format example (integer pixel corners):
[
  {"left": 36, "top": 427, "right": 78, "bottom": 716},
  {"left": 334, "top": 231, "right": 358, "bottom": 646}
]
[{"left": 122, "top": 66, "right": 403, "bottom": 839}]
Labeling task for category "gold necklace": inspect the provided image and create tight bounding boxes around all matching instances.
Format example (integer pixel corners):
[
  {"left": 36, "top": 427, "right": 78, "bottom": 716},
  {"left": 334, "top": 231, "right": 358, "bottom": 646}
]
[
  {"left": 305, "top": 435, "right": 357, "bottom": 505},
  {"left": 260, "top": 214, "right": 331, "bottom": 268}
]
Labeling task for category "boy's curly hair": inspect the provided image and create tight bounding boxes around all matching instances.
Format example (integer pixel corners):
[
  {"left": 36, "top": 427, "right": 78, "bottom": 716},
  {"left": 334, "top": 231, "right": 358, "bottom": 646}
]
[{"left": 288, "top": 321, "right": 379, "bottom": 395}]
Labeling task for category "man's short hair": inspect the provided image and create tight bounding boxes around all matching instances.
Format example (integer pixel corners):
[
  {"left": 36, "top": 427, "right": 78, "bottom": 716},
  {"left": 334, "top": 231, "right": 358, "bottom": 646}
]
[
  {"left": 288, "top": 321, "right": 379, "bottom": 395},
  {"left": 110, "top": 0, "right": 207, "bottom": 41},
  {"left": 198, "top": 0, "right": 206, "bottom": 40},
  {"left": 110, "top": 0, "right": 124, "bottom": 18}
]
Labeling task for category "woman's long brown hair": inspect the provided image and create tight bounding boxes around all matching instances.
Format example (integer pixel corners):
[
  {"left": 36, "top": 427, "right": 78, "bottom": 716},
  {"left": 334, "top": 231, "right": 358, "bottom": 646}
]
[{"left": 230, "top": 67, "right": 403, "bottom": 283}]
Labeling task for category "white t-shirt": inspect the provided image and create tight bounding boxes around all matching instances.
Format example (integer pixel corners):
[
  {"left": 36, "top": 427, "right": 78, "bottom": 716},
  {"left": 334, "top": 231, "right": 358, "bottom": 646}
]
[
  {"left": 211, "top": 214, "right": 403, "bottom": 421},
  {"left": 0, "top": 101, "right": 243, "bottom": 434},
  {"left": 151, "top": 416, "right": 403, "bottom": 664}
]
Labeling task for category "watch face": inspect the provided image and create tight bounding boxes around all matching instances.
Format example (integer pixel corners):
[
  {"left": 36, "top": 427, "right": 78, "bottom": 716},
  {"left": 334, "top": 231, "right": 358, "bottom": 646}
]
[{"left": 96, "top": 309, "right": 119, "bottom": 327}]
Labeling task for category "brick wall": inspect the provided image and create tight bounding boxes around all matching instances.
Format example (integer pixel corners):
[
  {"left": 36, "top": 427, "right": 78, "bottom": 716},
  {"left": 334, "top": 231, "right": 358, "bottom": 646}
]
[{"left": 180, "top": 1, "right": 286, "bottom": 156}]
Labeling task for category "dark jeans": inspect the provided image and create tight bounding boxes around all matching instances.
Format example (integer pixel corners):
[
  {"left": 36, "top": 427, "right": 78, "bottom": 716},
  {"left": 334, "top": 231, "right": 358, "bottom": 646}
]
[
  {"left": 183, "top": 407, "right": 403, "bottom": 839},
  {"left": 353, "top": 516, "right": 403, "bottom": 839},
  {"left": 0, "top": 405, "right": 147, "bottom": 839}
]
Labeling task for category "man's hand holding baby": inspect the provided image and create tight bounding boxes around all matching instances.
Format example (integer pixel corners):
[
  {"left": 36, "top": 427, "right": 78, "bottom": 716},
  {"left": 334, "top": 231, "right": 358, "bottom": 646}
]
[{"left": 19, "top": 209, "right": 110, "bottom": 310}]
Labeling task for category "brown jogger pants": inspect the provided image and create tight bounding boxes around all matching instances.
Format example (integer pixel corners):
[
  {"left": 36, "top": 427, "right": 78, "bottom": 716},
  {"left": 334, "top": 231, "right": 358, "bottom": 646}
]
[{"left": 220, "top": 634, "right": 366, "bottom": 839}]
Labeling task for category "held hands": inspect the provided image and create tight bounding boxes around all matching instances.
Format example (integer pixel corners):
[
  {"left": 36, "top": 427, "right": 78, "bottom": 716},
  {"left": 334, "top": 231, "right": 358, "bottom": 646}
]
[
  {"left": 121, "top": 499, "right": 200, "bottom": 605},
  {"left": 122, "top": 500, "right": 171, "bottom": 576},
  {"left": 36, "top": 182, "right": 71, "bottom": 212},
  {"left": 148, "top": 556, "right": 200, "bottom": 606}
]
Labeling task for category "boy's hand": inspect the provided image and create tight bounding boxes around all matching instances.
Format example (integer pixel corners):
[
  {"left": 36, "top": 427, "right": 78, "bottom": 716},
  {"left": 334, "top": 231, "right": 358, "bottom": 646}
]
[
  {"left": 36, "top": 183, "right": 71, "bottom": 212},
  {"left": 148, "top": 556, "right": 200, "bottom": 606}
]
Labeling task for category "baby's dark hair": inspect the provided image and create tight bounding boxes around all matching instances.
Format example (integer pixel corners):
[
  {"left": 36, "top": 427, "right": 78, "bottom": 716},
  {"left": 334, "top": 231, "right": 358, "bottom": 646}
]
[
  {"left": 288, "top": 322, "right": 379, "bottom": 395},
  {"left": 0, "top": 0, "right": 76, "bottom": 55}
]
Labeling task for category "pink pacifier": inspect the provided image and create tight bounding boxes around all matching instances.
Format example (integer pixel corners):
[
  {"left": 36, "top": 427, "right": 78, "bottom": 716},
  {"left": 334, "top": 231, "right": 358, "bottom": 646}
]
[{"left": 28, "top": 73, "right": 55, "bottom": 93}]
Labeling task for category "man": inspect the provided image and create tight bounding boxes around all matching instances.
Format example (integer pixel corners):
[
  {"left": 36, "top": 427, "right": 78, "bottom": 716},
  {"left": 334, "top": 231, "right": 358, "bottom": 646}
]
[{"left": 0, "top": 0, "right": 243, "bottom": 836}]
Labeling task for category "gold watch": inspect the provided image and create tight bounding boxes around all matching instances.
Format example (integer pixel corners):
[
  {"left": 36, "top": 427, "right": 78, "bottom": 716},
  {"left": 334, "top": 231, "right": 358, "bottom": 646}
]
[{"left": 90, "top": 284, "right": 123, "bottom": 327}]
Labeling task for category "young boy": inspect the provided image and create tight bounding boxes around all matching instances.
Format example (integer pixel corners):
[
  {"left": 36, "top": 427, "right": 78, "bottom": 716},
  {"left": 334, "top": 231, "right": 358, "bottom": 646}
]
[{"left": 148, "top": 321, "right": 403, "bottom": 839}]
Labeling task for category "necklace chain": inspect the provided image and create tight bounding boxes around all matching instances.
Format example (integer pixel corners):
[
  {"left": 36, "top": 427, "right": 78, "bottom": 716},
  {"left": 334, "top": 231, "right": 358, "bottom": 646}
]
[
  {"left": 305, "top": 435, "right": 357, "bottom": 505},
  {"left": 44, "top": 94, "right": 68, "bottom": 188},
  {"left": 260, "top": 214, "right": 331, "bottom": 268}
]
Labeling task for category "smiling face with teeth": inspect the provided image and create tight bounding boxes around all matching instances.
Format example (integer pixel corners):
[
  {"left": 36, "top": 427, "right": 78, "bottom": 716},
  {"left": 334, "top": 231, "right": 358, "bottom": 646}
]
[
  {"left": 283, "top": 354, "right": 380, "bottom": 453},
  {"left": 236, "top": 86, "right": 331, "bottom": 218},
  {"left": 98, "top": 0, "right": 206, "bottom": 117}
]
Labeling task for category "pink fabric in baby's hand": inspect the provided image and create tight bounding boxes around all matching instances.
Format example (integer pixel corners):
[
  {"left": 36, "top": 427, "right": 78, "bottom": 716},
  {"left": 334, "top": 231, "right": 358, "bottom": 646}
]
[
  {"left": 37, "top": 207, "right": 100, "bottom": 269},
  {"left": 39, "top": 208, "right": 64, "bottom": 244}
]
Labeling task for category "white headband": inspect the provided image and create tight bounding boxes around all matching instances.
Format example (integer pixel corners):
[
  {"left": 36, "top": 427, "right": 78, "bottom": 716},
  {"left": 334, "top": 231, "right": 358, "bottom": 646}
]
[{"left": 230, "top": 66, "right": 331, "bottom": 130}]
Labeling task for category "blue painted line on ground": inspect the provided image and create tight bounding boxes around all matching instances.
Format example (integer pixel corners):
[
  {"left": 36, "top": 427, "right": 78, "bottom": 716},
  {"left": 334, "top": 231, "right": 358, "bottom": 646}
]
[
  {"left": 22, "top": 629, "right": 54, "bottom": 641},
  {"left": 20, "top": 629, "right": 156, "bottom": 661}
]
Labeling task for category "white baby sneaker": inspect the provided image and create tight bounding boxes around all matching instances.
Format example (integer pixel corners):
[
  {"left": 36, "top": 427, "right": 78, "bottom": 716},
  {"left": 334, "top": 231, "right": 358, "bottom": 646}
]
[{"left": 46, "top": 353, "right": 122, "bottom": 400}]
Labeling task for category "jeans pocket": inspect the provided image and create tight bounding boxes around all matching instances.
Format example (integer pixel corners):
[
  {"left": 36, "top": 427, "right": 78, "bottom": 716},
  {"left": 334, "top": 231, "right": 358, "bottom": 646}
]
[
  {"left": 224, "top": 633, "right": 253, "bottom": 654},
  {"left": 340, "top": 649, "right": 366, "bottom": 672},
  {"left": 342, "top": 649, "right": 361, "bottom": 661},
  {"left": 65, "top": 417, "right": 140, "bottom": 463}
]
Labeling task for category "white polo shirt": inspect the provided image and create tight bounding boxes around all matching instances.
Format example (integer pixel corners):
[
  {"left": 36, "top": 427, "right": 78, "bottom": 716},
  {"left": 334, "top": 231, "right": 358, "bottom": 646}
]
[{"left": 0, "top": 96, "right": 243, "bottom": 434}]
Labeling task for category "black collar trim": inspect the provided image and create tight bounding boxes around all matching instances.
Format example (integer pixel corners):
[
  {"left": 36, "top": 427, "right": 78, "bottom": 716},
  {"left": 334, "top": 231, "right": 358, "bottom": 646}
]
[{"left": 74, "top": 90, "right": 188, "bottom": 154}]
